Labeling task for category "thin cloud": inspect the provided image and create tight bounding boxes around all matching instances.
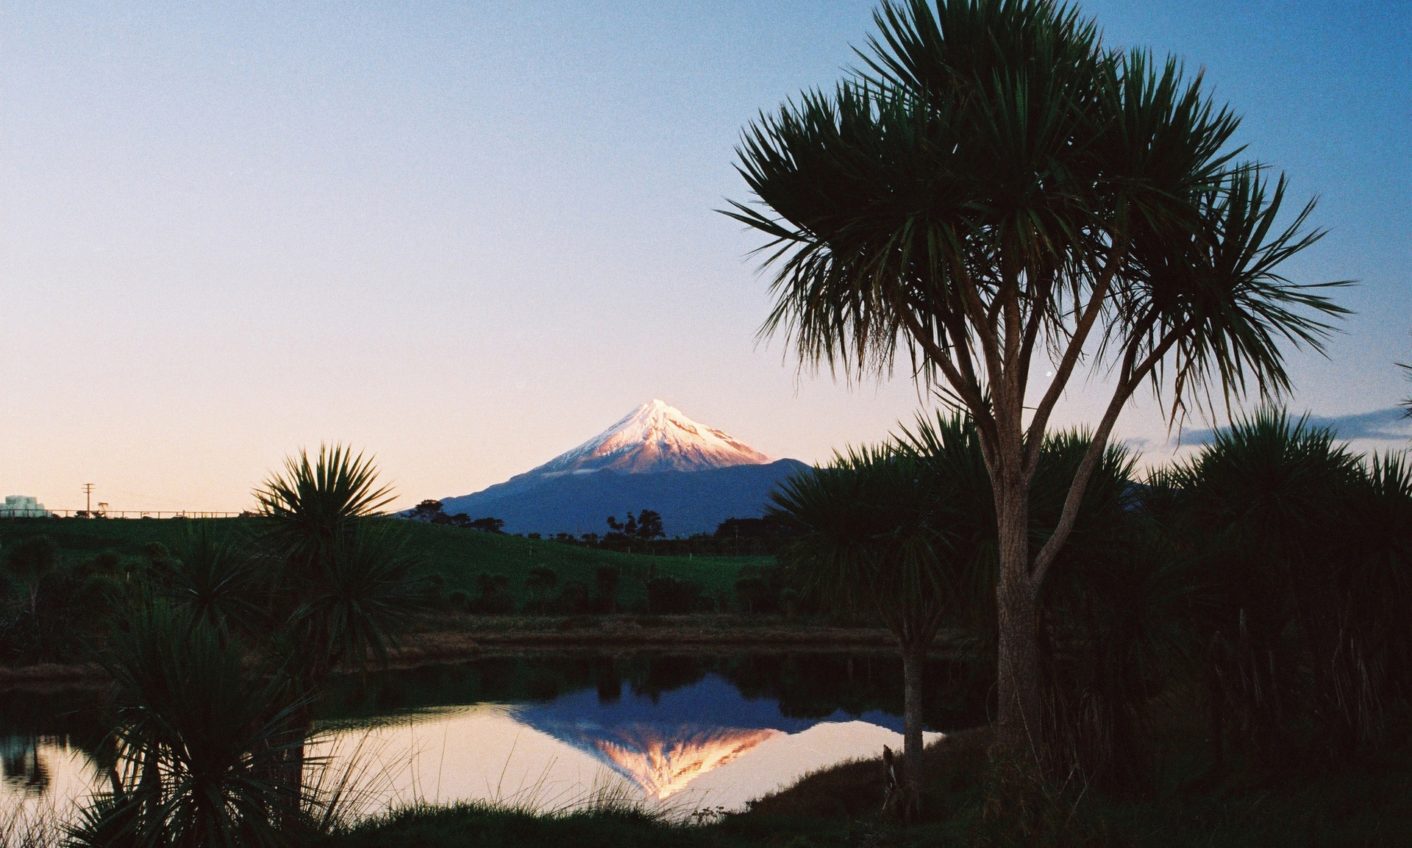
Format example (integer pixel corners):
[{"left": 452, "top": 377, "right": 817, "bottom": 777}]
[{"left": 1181, "top": 407, "right": 1412, "bottom": 447}]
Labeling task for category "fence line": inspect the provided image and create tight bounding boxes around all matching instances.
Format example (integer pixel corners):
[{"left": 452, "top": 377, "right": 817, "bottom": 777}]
[{"left": 8, "top": 509, "right": 249, "bottom": 520}]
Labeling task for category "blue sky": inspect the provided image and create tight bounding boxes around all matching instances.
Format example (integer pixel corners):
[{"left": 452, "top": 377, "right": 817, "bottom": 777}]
[{"left": 2, "top": 1, "right": 1408, "bottom": 511}]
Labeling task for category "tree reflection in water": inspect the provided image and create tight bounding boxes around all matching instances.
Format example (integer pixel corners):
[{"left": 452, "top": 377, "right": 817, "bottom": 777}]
[
  {"left": 0, "top": 651, "right": 988, "bottom": 822},
  {"left": 0, "top": 736, "right": 51, "bottom": 794}
]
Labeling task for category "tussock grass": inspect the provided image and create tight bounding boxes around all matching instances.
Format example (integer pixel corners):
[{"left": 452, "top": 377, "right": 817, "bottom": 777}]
[
  {"left": 0, "top": 798, "right": 64, "bottom": 848},
  {"left": 319, "top": 780, "right": 712, "bottom": 848}
]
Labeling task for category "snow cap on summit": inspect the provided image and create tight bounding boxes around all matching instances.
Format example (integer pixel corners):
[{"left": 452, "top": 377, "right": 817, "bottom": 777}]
[{"left": 527, "top": 399, "right": 771, "bottom": 476}]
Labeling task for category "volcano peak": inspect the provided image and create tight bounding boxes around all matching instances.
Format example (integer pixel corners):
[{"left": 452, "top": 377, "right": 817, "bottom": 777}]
[{"left": 529, "top": 399, "right": 771, "bottom": 477}]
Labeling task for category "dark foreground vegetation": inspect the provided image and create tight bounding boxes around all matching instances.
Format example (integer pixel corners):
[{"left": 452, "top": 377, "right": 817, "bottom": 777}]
[
  {"left": 0, "top": 446, "right": 439, "bottom": 846},
  {"left": 4, "top": 0, "right": 1410, "bottom": 843},
  {"left": 317, "top": 726, "right": 1412, "bottom": 848},
  {"left": 3, "top": 417, "right": 1406, "bottom": 846},
  {"left": 720, "top": 0, "right": 1407, "bottom": 839},
  {"left": 0, "top": 516, "right": 782, "bottom": 667}
]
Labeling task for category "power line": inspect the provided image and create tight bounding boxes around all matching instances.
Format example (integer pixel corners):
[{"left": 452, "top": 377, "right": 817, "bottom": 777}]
[{"left": 82, "top": 482, "right": 94, "bottom": 514}]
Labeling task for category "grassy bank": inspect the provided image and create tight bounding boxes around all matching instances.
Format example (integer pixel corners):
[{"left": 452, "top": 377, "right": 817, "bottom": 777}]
[
  {"left": 0, "top": 615, "right": 911, "bottom": 685},
  {"left": 0, "top": 517, "right": 769, "bottom": 609}
]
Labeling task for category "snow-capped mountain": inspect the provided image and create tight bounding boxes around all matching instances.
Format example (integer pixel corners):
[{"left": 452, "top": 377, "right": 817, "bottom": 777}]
[
  {"left": 432, "top": 400, "right": 807, "bottom": 536},
  {"left": 527, "top": 399, "right": 771, "bottom": 477}
]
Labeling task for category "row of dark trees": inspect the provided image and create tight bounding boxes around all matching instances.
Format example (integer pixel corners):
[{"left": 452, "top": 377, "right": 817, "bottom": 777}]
[
  {"left": 539, "top": 513, "right": 794, "bottom": 557},
  {"left": 771, "top": 409, "right": 1412, "bottom": 815},
  {"left": 406, "top": 499, "right": 505, "bottom": 532},
  {"left": 407, "top": 498, "right": 797, "bottom": 557}
]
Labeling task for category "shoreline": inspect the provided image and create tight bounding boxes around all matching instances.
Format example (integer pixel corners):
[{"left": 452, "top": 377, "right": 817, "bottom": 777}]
[{"left": 0, "top": 614, "right": 972, "bottom": 688}]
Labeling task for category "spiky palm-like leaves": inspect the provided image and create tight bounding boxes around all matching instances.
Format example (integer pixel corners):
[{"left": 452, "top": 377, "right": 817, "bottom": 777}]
[
  {"left": 1348, "top": 453, "right": 1412, "bottom": 713},
  {"left": 771, "top": 426, "right": 980, "bottom": 815},
  {"left": 893, "top": 412, "right": 998, "bottom": 636},
  {"left": 730, "top": 1, "right": 1344, "bottom": 423},
  {"left": 772, "top": 444, "right": 948, "bottom": 639},
  {"left": 1176, "top": 409, "right": 1411, "bottom": 762},
  {"left": 163, "top": 529, "right": 262, "bottom": 648},
  {"left": 1178, "top": 409, "right": 1354, "bottom": 755},
  {"left": 64, "top": 446, "right": 424, "bottom": 843},
  {"left": 1030, "top": 435, "right": 1196, "bottom": 789},
  {"left": 257, "top": 445, "right": 425, "bottom": 828},
  {"left": 71, "top": 604, "right": 307, "bottom": 848},
  {"left": 728, "top": 0, "right": 1348, "bottom": 775},
  {"left": 255, "top": 444, "right": 394, "bottom": 561},
  {"left": 254, "top": 444, "right": 423, "bottom": 685},
  {"left": 284, "top": 524, "right": 425, "bottom": 679},
  {"left": 257, "top": 446, "right": 423, "bottom": 821},
  {"left": 774, "top": 412, "right": 1191, "bottom": 795}
]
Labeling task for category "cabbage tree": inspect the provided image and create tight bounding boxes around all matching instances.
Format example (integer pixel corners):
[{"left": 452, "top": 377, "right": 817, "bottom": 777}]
[
  {"left": 728, "top": 0, "right": 1348, "bottom": 775},
  {"left": 254, "top": 445, "right": 425, "bottom": 821},
  {"left": 771, "top": 430, "right": 980, "bottom": 814}
]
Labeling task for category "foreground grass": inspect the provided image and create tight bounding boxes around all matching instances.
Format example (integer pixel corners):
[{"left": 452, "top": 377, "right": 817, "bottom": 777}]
[
  {"left": 759, "top": 733, "right": 1412, "bottom": 847},
  {"left": 317, "top": 802, "right": 942, "bottom": 848},
  {"left": 317, "top": 725, "right": 1412, "bottom": 848},
  {"left": 318, "top": 805, "right": 732, "bottom": 848},
  {"left": 0, "top": 517, "right": 770, "bottom": 608}
]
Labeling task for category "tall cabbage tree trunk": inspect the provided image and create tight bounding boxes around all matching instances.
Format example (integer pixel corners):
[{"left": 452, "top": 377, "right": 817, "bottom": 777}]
[
  {"left": 900, "top": 641, "right": 926, "bottom": 814},
  {"left": 993, "top": 471, "right": 1046, "bottom": 779}
]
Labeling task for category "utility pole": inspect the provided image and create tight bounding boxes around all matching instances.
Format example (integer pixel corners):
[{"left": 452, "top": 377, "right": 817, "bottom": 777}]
[{"left": 83, "top": 483, "right": 94, "bottom": 516}]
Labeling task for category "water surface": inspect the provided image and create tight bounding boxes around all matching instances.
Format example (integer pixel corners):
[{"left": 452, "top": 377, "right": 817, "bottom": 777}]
[{"left": 1, "top": 651, "right": 985, "bottom": 826}]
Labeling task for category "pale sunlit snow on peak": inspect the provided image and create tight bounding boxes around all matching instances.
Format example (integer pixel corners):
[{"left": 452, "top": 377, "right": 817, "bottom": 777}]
[{"left": 528, "top": 400, "right": 772, "bottom": 476}]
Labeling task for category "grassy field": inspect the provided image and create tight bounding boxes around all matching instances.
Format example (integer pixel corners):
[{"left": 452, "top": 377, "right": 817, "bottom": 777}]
[{"left": 0, "top": 517, "right": 770, "bottom": 609}]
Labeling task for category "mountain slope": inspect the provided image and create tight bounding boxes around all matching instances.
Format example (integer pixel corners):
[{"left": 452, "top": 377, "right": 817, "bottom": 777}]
[
  {"left": 436, "top": 400, "right": 807, "bottom": 536},
  {"left": 439, "top": 459, "right": 808, "bottom": 537}
]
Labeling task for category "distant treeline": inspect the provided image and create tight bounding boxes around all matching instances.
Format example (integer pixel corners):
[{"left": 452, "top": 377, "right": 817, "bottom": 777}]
[{"left": 405, "top": 499, "right": 795, "bottom": 556}]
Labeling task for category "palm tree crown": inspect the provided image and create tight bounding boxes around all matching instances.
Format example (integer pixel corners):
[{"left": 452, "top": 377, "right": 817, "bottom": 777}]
[{"left": 728, "top": 0, "right": 1351, "bottom": 778}]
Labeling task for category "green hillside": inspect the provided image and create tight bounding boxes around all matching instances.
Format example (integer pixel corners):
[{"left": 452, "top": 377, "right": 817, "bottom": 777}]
[{"left": 0, "top": 517, "right": 770, "bottom": 608}]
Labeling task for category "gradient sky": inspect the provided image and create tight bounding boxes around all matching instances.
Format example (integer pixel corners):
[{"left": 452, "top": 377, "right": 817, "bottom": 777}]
[{"left": 3, "top": 1, "right": 1409, "bottom": 512}]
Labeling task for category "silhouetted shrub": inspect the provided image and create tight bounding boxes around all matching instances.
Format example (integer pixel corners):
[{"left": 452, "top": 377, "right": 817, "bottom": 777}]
[
  {"left": 594, "top": 565, "right": 620, "bottom": 613},
  {"left": 646, "top": 576, "right": 706, "bottom": 614},
  {"left": 524, "top": 565, "right": 558, "bottom": 613},
  {"left": 549, "top": 580, "right": 592, "bottom": 614},
  {"left": 472, "top": 573, "right": 514, "bottom": 615},
  {"left": 734, "top": 576, "right": 773, "bottom": 614}
]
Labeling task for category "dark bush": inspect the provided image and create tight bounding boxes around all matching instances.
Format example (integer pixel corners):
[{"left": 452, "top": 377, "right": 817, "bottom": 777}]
[
  {"left": 472, "top": 573, "right": 514, "bottom": 615},
  {"left": 733, "top": 576, "right": 775, "bottom": 614},
  {"left": 645, "top": 576, "right": 706, "bottom": 614},
  {"left": 594, "top": 565, "right": 620, "bottom": 613},
  {"left": 524, "top": 565, "right": 558, "bottom": 613},
  {"left": 549, "top": 580, "right": 592, "bottom": 614}
]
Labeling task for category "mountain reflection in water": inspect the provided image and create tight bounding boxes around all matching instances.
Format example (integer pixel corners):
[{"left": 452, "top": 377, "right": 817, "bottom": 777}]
[
  {"left": 1, "top": 652, "right": 981, "bottom": 825},
  {"left": 594, "top": 725, "right": 781, "bottom": 799},
  {"left": 503, "top": 672, "right": 941, "bottom": 806}
]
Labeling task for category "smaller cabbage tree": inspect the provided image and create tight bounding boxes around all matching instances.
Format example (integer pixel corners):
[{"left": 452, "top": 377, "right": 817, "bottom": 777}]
[{"left": 771, "top": 412, "right": 993, "bottom": 813}]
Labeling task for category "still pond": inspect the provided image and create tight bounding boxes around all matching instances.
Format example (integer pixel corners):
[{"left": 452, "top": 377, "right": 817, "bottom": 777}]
[{"left": 1, "top": 651, "right": 985, "bottom": 826}]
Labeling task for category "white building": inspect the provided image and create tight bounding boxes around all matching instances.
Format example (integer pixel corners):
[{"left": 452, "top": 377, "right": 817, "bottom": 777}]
[{"left": 0, "top": 495, "right": 50, "bottom": 518}]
